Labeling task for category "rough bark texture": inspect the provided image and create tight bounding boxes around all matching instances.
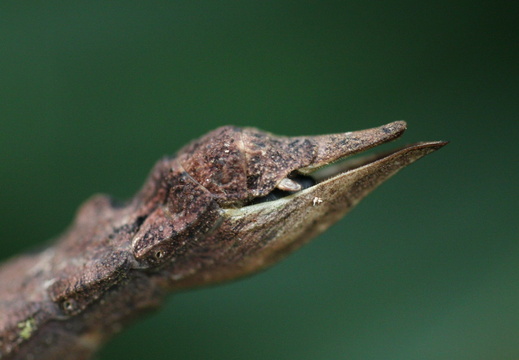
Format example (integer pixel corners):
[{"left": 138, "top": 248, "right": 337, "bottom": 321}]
[{"left": 0, "top": 122, "right": 446, "bottom": 360}]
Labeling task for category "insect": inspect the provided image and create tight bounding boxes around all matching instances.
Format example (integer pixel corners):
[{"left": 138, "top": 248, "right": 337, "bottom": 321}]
[{"left": 0, "top": 122, "right": 446, "bottom": 359}]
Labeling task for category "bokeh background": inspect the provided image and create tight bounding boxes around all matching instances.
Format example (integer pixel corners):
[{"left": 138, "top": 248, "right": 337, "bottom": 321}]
[{"left": 1, "top": 1, "right": 517, "bottom": 359}]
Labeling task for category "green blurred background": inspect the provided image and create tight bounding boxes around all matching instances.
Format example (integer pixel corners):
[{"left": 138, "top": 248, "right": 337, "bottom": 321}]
[{"left": 1, "top": 1, "right": 517, "bottom": 359}]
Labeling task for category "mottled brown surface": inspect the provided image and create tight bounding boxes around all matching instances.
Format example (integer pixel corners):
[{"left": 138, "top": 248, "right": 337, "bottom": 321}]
[{"left": 0, "top": 122, "right": 446, "bottom": 360}]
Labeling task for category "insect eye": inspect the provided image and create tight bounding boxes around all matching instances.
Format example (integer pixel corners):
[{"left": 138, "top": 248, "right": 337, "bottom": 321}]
[
  {"left": 146, "top": 248, "right": 171, "bottom": 265},
  {"left": 61, "top": 298, "right": 78, "bottom": 315}
]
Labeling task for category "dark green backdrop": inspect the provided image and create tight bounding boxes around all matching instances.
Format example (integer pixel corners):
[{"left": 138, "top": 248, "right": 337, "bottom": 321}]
[{"left": 1, "top": 1, "right": 517, "bottom": 359}]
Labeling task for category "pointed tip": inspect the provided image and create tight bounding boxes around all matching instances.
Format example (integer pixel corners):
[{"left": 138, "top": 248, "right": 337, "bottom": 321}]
[
  {"left": 408, "top": 140, "right": 449, "bottom": 152},
  {"left": 386, "top": 120, "right": 407, "bottom": 132},
  {"left": 434, "top": 140, "right": 450, "bottom": 148},
  {"left": 299, "top": 121, "right": 409, "bottom": 173},
  {"left": 390, "top": 140, "right": 449, "bottom": 163}
]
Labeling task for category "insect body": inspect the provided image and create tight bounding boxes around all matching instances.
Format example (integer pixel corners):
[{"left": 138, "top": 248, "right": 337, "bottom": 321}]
[{"left": 0, "top": 123, "right": 446, "bottom": 359}]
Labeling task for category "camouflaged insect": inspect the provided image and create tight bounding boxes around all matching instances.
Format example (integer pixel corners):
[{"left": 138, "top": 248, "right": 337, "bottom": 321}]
[{"left": 0, "top": 122, "right": 446, "bottom": 360}]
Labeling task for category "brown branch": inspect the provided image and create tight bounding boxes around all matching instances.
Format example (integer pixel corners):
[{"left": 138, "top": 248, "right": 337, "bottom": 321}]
[{"left": 0, "top": 122, "right": 447, "bottom": 360}]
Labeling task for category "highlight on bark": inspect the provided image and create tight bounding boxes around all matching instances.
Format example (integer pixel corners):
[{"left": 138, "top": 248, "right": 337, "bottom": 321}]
[{"left": 0, "top": 122, "right": 447, "bottom": 360}]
